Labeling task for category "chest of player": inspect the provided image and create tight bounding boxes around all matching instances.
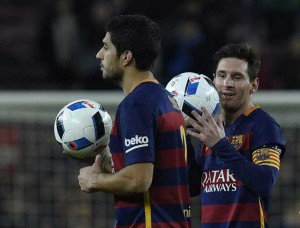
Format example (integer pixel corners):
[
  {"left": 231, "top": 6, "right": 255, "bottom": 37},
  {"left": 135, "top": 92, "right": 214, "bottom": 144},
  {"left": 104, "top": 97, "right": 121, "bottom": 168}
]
[{"left": 201, "top": 131, "right": 253, "bottom": 166}]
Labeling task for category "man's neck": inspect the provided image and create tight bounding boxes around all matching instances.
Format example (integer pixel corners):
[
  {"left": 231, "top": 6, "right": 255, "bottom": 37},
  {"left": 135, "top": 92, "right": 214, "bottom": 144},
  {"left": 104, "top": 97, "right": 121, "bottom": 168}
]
[
  {"left": 121, "top": 69, "right": 157, "bottom": 95},
  {"left": 223, "top": 101, "right": 255, "bottom": 126}
]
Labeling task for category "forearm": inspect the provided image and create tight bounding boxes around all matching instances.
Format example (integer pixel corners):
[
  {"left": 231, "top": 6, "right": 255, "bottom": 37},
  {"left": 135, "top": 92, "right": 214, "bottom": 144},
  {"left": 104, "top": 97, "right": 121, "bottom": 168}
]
[
  {"left": 89, "top": 172, "right": 137, "bottom": 195},
  {"left": 87, "top": 163, "right": 153, "bottom": 196},
  {"left": 212, "top": 138, "right": 278, "bottom": 196}
]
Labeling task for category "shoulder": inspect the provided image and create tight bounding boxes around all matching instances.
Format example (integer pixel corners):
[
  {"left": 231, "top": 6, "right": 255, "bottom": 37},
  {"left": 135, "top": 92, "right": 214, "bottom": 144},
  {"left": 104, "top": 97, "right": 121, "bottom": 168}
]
[
  {"left": 122, "top": 82, "right": 169, "bottom": 109},
  {"left": 249, "top": 107, "right": 286, "bottom": 151},
  {"left": 248, "top": 107, "right": 281, "bottom": 127}
]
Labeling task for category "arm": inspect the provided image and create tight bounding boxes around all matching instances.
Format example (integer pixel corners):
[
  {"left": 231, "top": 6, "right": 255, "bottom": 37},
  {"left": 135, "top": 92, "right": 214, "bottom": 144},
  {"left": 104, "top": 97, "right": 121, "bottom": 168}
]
[
  {"left": 212, "top": 138, "right": 280, "bottom": 197},
  {"left": 78, "top": 155, "right": 154, "bottom": 196}
]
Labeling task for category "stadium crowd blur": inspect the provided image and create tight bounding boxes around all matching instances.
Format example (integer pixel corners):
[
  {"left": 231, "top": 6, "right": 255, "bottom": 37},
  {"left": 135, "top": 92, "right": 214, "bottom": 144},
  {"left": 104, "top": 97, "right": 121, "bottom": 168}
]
[{"left": 0, "top": 0, "right": 300, "bottom": 90}]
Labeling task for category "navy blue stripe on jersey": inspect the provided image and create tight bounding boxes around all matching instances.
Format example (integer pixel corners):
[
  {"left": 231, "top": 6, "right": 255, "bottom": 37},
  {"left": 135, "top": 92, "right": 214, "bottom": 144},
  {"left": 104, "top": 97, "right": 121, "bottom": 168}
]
[
  {"left": 156, "top": 130, "right": 184, "bottom": 150},
  {"left": 202, "top": 221, "right": 264, "bottom": 228},
  {"left": 151, "top": 204, "right": 191, "bottom": 223},
  {"left": 152, "top": 167, "right": 188, "bottom": 186},
  {"left": 114, "top": 206, "right": 144, "bottom": 225}
]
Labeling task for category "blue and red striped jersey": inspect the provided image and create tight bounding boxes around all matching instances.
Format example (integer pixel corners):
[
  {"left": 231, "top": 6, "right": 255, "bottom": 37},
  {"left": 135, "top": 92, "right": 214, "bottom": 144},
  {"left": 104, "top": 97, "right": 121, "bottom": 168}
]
[
  {"left": 110, "top": 81, "right": 191, "bottom": 227},
  {"left": 189, "top": 106, "right": 286, "bottom": 227}
]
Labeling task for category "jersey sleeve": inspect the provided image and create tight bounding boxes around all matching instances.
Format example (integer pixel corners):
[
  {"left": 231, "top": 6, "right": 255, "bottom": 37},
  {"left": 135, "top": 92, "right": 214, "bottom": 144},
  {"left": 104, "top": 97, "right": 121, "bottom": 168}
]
[
  {"left": 252, "top": 115, "right": 286, "bottom": 158},
  {"left": 118, "top": 100, "right": 155, "bottom": 166}
]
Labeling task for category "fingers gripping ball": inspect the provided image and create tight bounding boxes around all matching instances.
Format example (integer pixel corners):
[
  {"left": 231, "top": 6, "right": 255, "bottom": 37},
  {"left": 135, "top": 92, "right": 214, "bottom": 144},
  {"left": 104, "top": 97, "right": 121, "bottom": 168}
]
[
  {"left": 54, "top": 99, "right": 112, "bottom": 161},
  {"left": 166, "top": 72, "right": 220, "bottom": 121}
]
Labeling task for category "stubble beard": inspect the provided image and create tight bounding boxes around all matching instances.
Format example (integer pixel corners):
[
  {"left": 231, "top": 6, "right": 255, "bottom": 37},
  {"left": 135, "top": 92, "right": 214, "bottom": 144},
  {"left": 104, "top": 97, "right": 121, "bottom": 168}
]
[
  {"left": 220, "top": 100, "right": 238, "bottom": 114},
  {"left": 102, "top": 66, "right": 123, "bottom": 84}
]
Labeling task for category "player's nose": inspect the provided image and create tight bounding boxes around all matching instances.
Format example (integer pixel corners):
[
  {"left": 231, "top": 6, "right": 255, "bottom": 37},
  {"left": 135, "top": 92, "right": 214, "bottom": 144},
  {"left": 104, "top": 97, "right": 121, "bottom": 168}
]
[
  {"left": 96, "top": 49, "right": 103, "bottom": 60},
  {"left": 223, "top": 75, "right": 234, "bottom": 87}
]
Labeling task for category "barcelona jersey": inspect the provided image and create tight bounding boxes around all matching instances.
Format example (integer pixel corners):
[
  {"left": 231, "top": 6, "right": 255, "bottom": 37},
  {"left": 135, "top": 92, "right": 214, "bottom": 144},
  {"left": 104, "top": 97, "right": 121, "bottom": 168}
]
[
  {"left": 110, "top": 81, "right": 191, "bottom": 227},
  {"left": 189, "top": 106, "right": 286, "bottom": 227}
]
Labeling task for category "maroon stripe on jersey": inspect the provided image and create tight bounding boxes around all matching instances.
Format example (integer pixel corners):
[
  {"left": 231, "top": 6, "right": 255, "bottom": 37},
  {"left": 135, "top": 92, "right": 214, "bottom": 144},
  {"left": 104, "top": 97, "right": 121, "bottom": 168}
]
[
  {"left": 111, "top": 153, "right": 124, "bottom": 171},
  {"left": 150, "top": 185, "right": 190, "bottom": 205},
  {"left": 155, "top": 149, "right": 186, "bottom": 168},
  {"left": 201, "top": 145, "right": 212, "bottom": 156},
  {"left": 201, "top": 203, "right": 265, "bottom": 223},
  {"left": 157, "top": 112, "right": 185, "bottom": 132},
  {"left": 111, "top": 118, "right": 119, "bottom": 136},
  {"left": 239, "top": 131, "right": 251, "bottom": 151}
]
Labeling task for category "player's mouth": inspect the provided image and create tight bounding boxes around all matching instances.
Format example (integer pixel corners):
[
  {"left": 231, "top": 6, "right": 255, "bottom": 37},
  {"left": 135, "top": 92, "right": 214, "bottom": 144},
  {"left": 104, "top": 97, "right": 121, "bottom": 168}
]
[{"left": 221, "top": 92, "right": 234, "bottom": 99}]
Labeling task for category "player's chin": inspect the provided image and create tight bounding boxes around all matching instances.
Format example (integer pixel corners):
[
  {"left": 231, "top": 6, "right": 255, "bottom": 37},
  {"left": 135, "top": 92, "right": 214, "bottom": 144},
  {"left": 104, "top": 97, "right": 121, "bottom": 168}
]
[
  {"left": 221, "top": 102, "right": 238, "bottom": 112},
  {"left": 101, "top": 72, "right": 108, "bottom": 80}
]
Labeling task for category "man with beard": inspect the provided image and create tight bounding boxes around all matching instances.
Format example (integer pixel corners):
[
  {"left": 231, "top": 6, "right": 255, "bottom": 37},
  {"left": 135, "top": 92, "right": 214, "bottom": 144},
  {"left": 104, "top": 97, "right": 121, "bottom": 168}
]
[{"left": 78, "top": 15, "right": 191, "bottom": 227}]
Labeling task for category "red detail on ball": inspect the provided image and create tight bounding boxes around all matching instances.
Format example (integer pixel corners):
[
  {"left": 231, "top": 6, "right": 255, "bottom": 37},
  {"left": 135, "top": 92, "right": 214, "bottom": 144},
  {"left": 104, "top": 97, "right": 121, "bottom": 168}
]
[{"left": 67, "top": 142, "right": 78, "bottom": 150}]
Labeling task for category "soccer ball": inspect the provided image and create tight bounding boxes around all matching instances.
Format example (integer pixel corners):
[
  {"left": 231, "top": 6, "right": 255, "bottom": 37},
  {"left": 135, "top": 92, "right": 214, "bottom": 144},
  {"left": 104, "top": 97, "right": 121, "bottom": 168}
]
[
  {"left": 54, "top": 99, "right": 112, "bottom": 160},
  {"left": 166, "top": 72, "right": 219, "bottom": 121}
]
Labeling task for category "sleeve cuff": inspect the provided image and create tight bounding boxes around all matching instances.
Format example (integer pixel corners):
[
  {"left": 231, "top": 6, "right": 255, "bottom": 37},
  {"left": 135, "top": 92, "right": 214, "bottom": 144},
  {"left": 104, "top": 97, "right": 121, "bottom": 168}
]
[{"left": 211, "top": 137, "right": 229, "bottom": 154}]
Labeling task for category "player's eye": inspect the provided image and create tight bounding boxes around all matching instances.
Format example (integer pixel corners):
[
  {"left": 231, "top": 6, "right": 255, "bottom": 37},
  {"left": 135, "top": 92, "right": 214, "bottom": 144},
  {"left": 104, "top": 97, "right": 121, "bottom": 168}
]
[
  {"left": 233, "top": 74, "right": 243, "bottom": 80},
  {"left": 216, "top": 73, "right": 226, "bottom": 79}
]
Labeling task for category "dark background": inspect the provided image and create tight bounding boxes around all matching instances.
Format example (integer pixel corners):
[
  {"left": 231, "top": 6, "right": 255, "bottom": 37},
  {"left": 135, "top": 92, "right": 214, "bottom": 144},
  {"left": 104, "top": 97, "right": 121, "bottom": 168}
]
[{"left": 0, "top": 0, "right": 300, "bottom": 90}]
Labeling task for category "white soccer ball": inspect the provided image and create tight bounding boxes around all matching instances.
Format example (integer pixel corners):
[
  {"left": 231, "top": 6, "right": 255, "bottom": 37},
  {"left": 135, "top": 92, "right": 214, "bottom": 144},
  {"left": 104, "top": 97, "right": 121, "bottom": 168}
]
[
  {"left": 54, "top": 99, "right": 112, "bottom": 160},
  {"left": 166, "top": 72, "right": 219, "bottom": 121}
]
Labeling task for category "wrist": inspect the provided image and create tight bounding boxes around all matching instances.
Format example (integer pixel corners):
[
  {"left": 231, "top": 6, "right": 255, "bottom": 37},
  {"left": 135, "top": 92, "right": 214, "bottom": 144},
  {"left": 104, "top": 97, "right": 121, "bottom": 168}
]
[{"left": 101, "top": 147, "right": 112, "bottom": 173}]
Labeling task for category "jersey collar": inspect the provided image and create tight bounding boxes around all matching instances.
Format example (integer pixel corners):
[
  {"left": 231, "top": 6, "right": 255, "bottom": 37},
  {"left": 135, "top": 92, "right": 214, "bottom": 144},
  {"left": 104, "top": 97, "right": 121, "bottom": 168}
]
[
  {"left": 243, "top": 105, "right": 259, "bottom": 116},
  {"left": 129, "top": 78, "right": 159, "bottom": 93}
]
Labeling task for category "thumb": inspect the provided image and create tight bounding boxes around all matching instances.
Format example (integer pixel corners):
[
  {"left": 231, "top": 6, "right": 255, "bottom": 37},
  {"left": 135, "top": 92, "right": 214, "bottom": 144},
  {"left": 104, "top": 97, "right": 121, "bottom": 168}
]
[{"left": 92, "top": 154, "right": 102, "bottom": 172}]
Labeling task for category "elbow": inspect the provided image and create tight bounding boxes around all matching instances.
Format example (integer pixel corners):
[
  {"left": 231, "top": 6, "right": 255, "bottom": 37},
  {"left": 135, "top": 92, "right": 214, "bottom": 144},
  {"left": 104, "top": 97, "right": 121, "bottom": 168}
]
[
  {"left": 121, "top": 163, "right": 153, "bottom": 194},
  {"left": 256, "top": 184, "right": 274, "bottom": 197},
  {"left": 255, "top": 173, "right": 277, "bottom": 197},
  {"left": 130, "top": 178, "right": 152, "bottom": 193},
  {"left": 126, "top": 173, "right": 152, "bottom": 193}
]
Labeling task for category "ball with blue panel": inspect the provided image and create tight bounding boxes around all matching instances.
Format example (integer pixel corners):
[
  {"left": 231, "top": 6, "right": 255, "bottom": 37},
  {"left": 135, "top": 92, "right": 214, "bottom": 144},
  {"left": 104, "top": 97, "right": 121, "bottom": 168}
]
[
  {"left": 166, "top": 72, "right": 219, "bottom": 121},
  {"left": 54, "top": 99, "right": 112, "bottom": 161}
]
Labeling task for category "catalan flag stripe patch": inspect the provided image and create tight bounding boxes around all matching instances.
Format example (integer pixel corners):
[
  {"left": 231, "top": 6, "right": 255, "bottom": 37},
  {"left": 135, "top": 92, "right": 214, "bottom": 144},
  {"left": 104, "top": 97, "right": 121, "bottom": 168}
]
[{"left": 252, "top": 148, "right": 280, "bottom": 170}]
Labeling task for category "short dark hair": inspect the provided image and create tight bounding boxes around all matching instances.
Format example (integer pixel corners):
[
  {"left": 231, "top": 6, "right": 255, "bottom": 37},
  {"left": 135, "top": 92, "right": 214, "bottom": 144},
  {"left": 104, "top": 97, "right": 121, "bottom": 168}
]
[
  {"left": 213, "top": 43, "right": 261, "bottom": 81},
  {"left": 105, "top": 15, "right": 161, "bottom": 71}
]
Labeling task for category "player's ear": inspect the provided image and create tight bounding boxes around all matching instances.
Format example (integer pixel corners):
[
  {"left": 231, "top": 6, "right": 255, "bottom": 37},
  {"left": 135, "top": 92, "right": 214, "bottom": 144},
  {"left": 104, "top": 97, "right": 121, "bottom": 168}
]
[
  {"left": 250, "top": 77, "right": 259, "bottom": 94},
  {"left": 122, "top": 50, "right": 133, "bottom": 66}
]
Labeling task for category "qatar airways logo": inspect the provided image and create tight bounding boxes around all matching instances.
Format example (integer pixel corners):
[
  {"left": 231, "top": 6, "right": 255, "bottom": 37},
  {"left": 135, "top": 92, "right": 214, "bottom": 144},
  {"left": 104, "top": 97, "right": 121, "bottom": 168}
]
[
  {"left": 124, "top": 135, "right": 149, "bottom": 153},
  {"left": 201, "top": 169, "right": 237, "bottom": 193}
]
